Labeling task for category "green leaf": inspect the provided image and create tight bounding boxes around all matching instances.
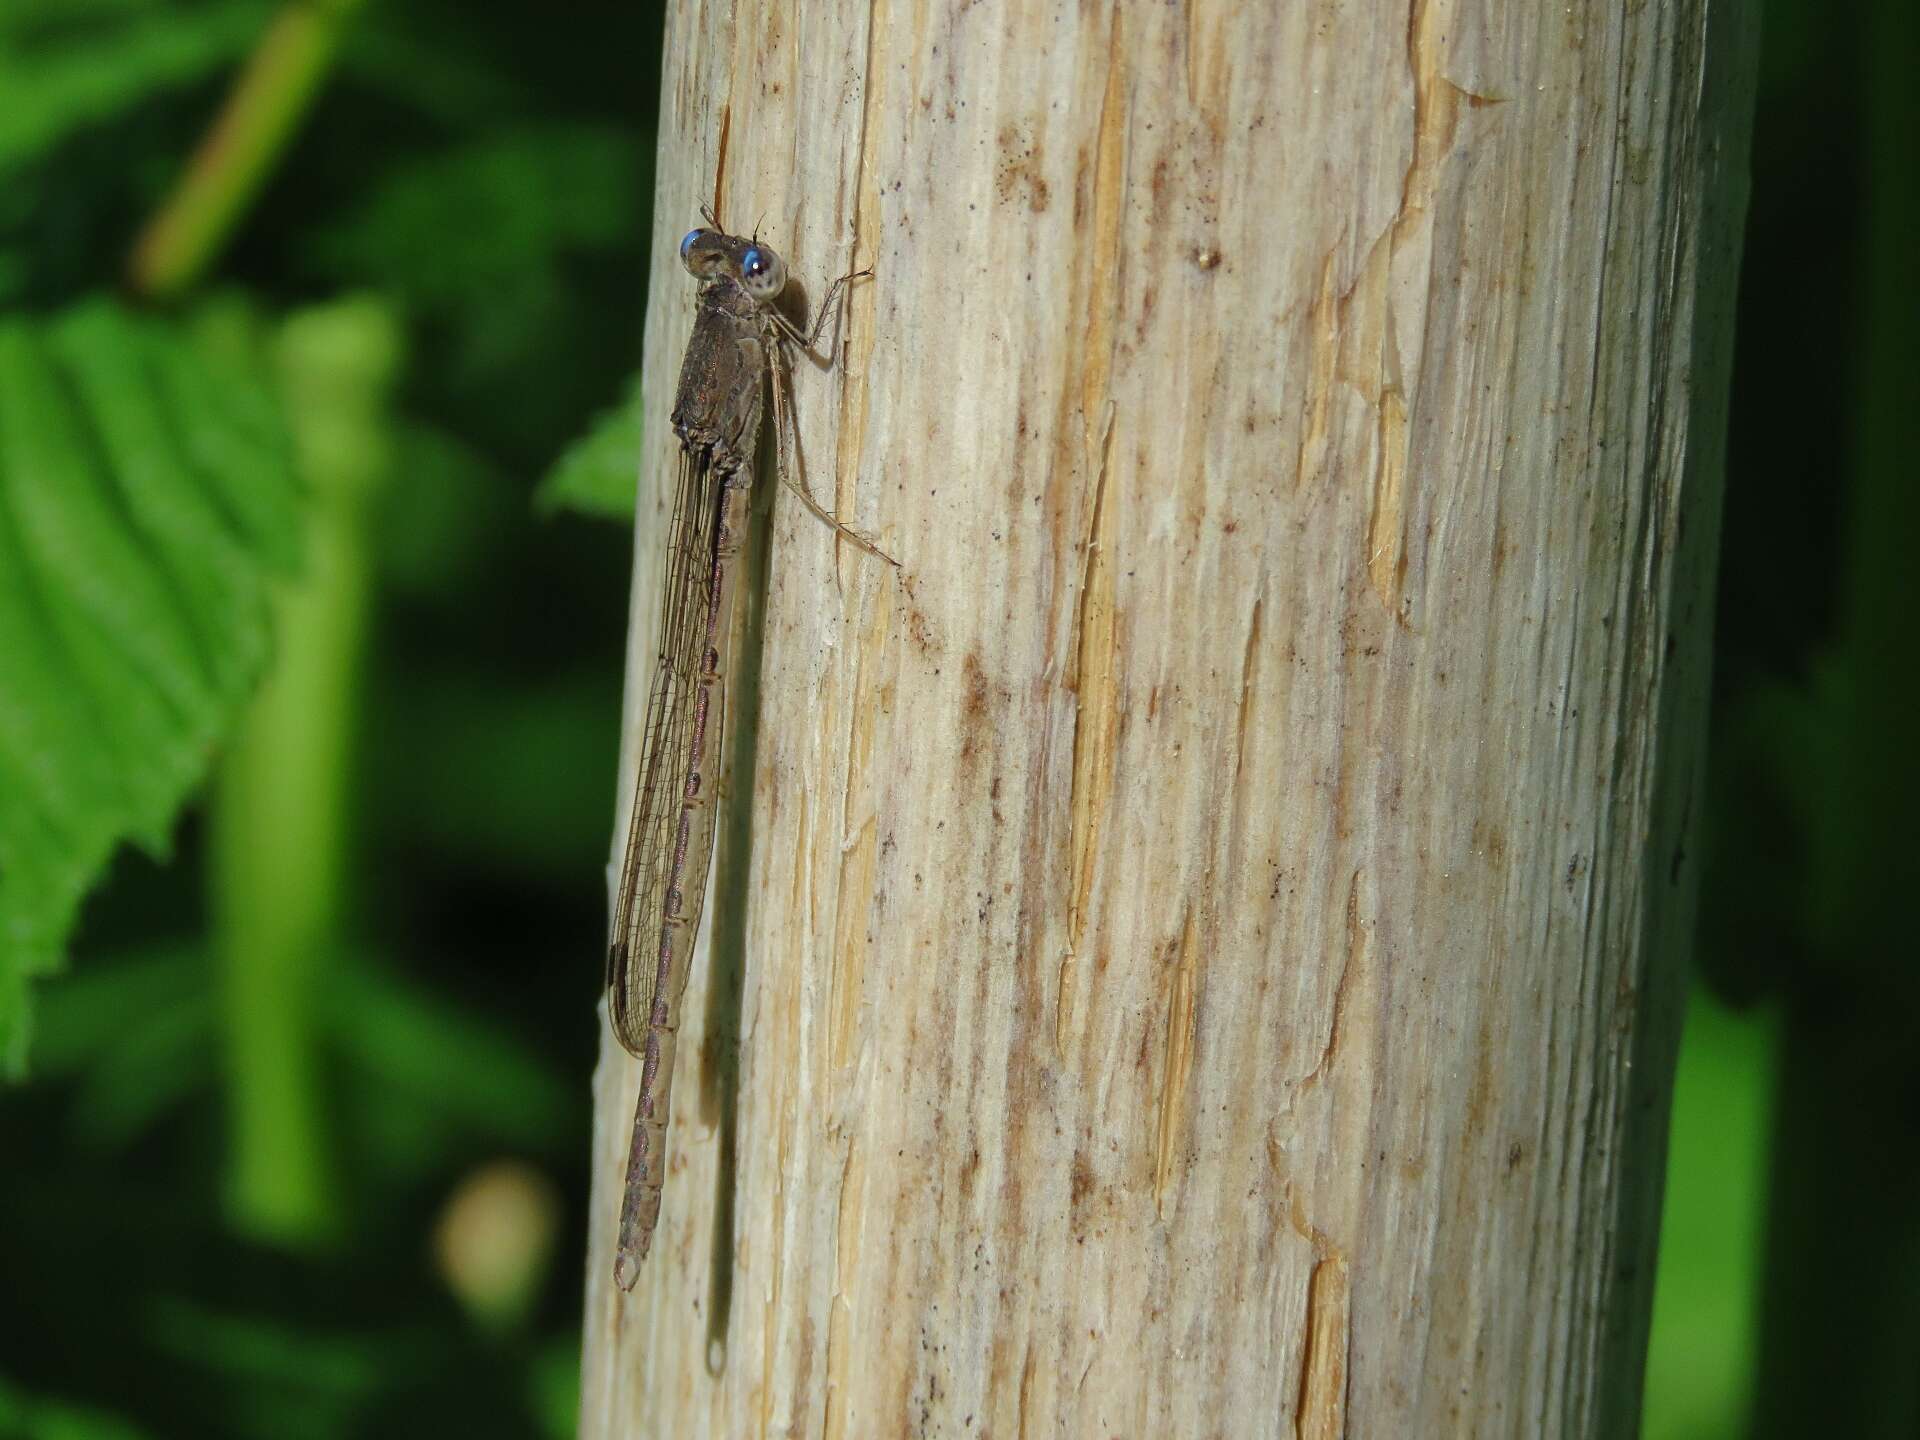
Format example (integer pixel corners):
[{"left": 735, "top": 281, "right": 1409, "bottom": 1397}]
[
  {"left": 47, "top": 948, "right": 216, "bottom": 1148},
  {"left": 535, "top": 373, "right": 640, "bottom": 521},
  {"left": 29, "top": 940, "right": 207, "bottom": 1076},
  {"left": 0, "top": 299, "right": 300, "bottom": 1072},
  {"left": 0, "top": 0, "right": 270, "bottom": 175},
  {"left": 31, "top": 943, "right": 214, "bottom": 1148}
]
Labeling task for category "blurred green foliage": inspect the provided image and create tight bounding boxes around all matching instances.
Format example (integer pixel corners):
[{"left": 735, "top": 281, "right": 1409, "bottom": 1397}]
[
  {"left": 536, "top": 373, "right": 644, "bottom": 521},
  {"left": 0, "top": 0, "right": 656, "bottom": 1433},
  {"left": 0, "top": 0, "right": 1908, "bottom": 1434},
  {"left": 1643, "top": 996, "right": 1774, "bottom": 1438},
  {"left": 0, "top": 300, "right": 301, "bottom": 1070},
  {"left": 1646, "top": 0, "right": 1920, "bottom": 1435},
  {"left": 0, "top": 2, "right": 268, "bottom": 181}
]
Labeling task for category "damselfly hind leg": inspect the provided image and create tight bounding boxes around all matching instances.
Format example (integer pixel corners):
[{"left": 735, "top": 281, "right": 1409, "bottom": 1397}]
[{"left": 766, "top": 331, "right": 899, "bottom": 569}]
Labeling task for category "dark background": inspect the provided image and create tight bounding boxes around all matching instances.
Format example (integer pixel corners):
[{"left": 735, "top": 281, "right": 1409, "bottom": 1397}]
[{"left": 0, "top": 2, "right": 1911, "bottom": 1436}]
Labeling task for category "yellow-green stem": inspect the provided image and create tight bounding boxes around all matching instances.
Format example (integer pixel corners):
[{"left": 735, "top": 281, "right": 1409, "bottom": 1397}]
[
  {"left": 210, "top": 297, "right": 400, "bottom": 1246},
  {"left": 129, "top": 0, "right": 372, "bottom": 301}
]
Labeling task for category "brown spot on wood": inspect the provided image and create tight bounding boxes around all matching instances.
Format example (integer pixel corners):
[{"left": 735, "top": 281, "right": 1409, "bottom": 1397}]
[
  {"left": 957, "top": 651, "right": 992, "bottom": 768},
  {"left": 904, "top": 603, "right": 936, "bottom": 655},
  {"left": 961, "top": 652, "right": 988, "bottom": 718},
  {"left": 1464, "top": 1013, "right": 1497, "bottom": 1142},
  {"left": 1070, "top": 1152, "right": 1095, "bottom": 1210},
  {"left": 1136, "top": 283, "right": 1157, "bottom": 342},
  {"left": 1471, "top": 818, "right": 1507, "bottom": 864},
  {"left": 995, "top": 122, "right": 1052, "bottom": 213}
]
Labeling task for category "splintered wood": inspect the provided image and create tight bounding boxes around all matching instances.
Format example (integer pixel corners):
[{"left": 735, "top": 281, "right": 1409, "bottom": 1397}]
[{"left": 582, "top": 1, "right": 1755, "bottom": 1435}]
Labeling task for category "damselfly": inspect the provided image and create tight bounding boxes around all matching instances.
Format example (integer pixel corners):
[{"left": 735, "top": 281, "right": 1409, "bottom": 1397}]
[{"left": 605, "top": 215, "right": 888, "bottom": 1290}]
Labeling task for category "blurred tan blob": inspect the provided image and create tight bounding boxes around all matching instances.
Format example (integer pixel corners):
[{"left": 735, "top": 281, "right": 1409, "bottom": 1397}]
[{"left": 433, "top": 1159, "right": 561, "bottom": 1331}]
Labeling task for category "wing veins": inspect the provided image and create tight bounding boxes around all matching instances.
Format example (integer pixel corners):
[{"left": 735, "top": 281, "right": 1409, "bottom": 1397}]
[{"left": 606, "top": 444, "right": 727, "bottom": 1053}]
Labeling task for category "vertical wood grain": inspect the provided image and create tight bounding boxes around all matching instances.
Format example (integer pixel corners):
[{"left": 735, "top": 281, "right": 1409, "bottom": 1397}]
[{"left": 581, "top": 1, "right": 1757, "bottom": 1434}]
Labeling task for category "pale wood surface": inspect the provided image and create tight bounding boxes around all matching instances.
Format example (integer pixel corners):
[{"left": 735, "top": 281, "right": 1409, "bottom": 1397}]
[{"left": 580, "top": 1, "right": 1756, "bottom": 1434}]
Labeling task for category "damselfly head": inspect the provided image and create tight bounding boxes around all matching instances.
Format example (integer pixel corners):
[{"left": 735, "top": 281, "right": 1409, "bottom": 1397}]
[{"left": 680, "top": 224, "right": 789, "bottom": 302}]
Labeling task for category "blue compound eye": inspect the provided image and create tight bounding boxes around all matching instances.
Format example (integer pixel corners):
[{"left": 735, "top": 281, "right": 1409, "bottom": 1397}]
[
  {"left": 681, "top": 229, "right": 722, "bottom": 275},
  {"left": 739, "top": 244, "right": 786, "bottom": 299}
]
